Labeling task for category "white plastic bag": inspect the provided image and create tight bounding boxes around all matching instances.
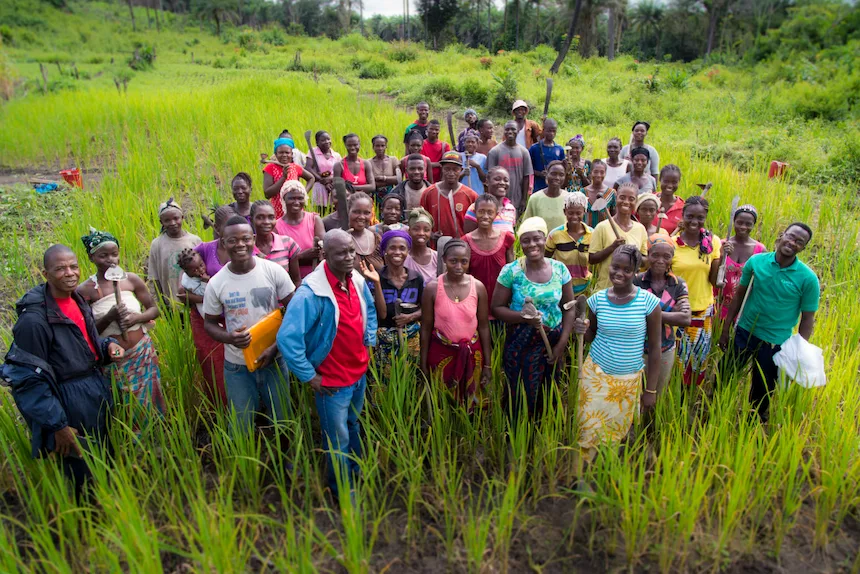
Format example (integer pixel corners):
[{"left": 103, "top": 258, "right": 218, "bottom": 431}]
[{"left": 773, "top": 334, "right": 827, "bottom": 388}]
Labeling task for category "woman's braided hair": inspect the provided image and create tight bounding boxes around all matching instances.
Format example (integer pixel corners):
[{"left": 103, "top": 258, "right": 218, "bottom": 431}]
[{"left": 615, "top": 243, "right": 642, "bottom": 271}]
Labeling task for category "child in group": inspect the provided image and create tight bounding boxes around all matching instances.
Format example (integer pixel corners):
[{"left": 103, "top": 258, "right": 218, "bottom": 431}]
[
  {"left": 529, "top": 118, "right": 565, "bottom": 192},
  {"left": 404, "top": 101, "right": 431, "bottom": 151},
  {"left": 148, "top": 198, "right": 202, "bottom": 309},
  {"left": 459, "top": 131, "right": 487, "bottom": 195},
  {"left": 463, "top": 194, "right": 516, "bottom": 318},
  {"left": 523, "top": 160, "right": 569, "bottom": 231},
  {"left": 545, "top": 191, "right": 593, "bottom": 295},
  {"left": 565, "top": 135, "right": 592, "bottom": 193},
  {"left": 602, "top": 137, "right": 630, "bottom": 189},
  {"left": 401, "top": 133, "right": 434, "bottom": 184},
  {"left": 371, "top": 193, "right": 408, "bottom": 234},
  {"left": 178, "top": 248, "right": 209, "bottom": 319},
  {"left": 583, "top": 159, "right": 614, "bottom": 228},
  {"left": 635, "top": 194, "right": 662, "bottom": 235},
  {"left": 422, "top": 119, "right": 451, "bottom": 183}
]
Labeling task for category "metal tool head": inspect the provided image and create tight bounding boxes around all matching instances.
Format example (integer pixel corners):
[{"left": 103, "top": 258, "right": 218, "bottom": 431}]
[
  {"left": 590, "top": 196, "right": 610, "bottom": 212},
  {"left": 104, "top": 264, "right": 127, "bottom": 282},
  {"left": 696, "top": 182, "right": 713, "bottom": 196}
]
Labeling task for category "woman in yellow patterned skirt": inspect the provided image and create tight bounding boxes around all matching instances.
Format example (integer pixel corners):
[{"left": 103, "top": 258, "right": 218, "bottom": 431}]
[{"left": 573, "top": 245, "right": 663, "bottom": 467}]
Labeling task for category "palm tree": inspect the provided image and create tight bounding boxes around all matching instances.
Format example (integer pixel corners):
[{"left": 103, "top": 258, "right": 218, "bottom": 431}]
[{"left": 631, "top": 0, "right": 664, "bottom": 58}]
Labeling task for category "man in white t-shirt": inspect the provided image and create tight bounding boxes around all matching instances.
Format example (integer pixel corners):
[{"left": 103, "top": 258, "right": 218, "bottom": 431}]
[{"left": 203, "top": 216, "right": 295, "bottom": 431}]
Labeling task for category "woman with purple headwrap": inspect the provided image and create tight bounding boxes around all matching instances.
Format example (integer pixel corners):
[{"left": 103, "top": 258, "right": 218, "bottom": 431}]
[{"left": 362, "top": 229, "right": 425, "bottom": 379}]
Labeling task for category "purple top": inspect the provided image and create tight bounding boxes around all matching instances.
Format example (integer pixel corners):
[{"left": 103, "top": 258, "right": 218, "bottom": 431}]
[{"left": 194, "top": 240, "right": 227, "bottom": 276}]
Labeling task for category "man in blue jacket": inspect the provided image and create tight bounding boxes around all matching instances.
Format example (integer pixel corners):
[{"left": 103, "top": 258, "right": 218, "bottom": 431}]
[
  {"left": 278, "top": 229, "right": 377, "bottom": 500},
  {"left": 2, "top": 245, "right": 125, "bottom": 499}
]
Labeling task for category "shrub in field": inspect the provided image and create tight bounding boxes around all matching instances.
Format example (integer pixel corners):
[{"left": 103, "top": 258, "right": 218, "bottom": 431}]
[
  {"left": 358, "top": 58, "right": 390, "bottom": 79},
  {"left": 479, "top": 56, "right": 492, "bottom": 69},
  {"left": 387, "top": 41, "right": 418, "bottom": 63},
  {"left": 666, "top": 69, "right": 689, "bottom": 90},
  {"left": 459, "top": 78, "right": 488, "bottom": 107},
  {"left": 237, "top": 31, "right": 260, "bottom": 52},
  {"left": 424, "top": 76, "right": 460, "bottom": 103},
  {"left": 285, "top": 22, "right": 304, "bottom": 37},
  {"left": 260, "top": 28, "right": 287, "bottom": 46},
  {"left": 128, "top": 42, "right": 156, "bottom": 71},
  {"left": 488, "top": 69, "right": 518, "bottom": 115}
]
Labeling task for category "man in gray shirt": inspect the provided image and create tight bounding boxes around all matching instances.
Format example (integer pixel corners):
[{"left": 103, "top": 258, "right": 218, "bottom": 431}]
[{"left": 487, "top": 120, "right": 534, "bottom": 215}]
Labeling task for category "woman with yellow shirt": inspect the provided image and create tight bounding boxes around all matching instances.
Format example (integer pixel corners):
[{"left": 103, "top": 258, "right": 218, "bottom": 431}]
[
  {"left": 670, "top": 195, "right": 731, "bottom": 386},
  {"left": 588, "top": 183, "right": 649, "bottom": 291}
]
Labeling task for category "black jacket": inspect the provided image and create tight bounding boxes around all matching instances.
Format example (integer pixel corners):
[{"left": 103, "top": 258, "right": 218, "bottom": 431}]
[{"left": 2, "top": 284, "right": 114, "bottom": 457}]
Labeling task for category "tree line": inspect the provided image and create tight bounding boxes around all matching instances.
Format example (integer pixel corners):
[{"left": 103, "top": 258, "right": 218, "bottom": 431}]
[{"left": 93, "top": 0, "right": 855, "bottom": 64}]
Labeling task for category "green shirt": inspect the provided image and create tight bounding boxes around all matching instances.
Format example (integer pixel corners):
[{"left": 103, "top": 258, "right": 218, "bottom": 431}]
[
  {"left": 738, "top": 252, "right": 820, "bottom": 345},
  {"left": 522, "top": 190, "right": 570, "bottom": 232}
]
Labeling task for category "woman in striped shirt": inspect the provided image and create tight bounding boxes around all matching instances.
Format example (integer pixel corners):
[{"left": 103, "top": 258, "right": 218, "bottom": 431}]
[{"left": 574, "top": 245, "right": 662, "bottom": 468}]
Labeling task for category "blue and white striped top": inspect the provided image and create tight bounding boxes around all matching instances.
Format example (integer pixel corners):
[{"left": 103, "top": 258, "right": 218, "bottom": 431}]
[{"left": 587, "top": 287, "right": 660, "bottom": 375}]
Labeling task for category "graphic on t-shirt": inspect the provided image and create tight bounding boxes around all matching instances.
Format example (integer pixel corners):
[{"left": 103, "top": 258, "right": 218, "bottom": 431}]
[{"left": 250, "top": 286, "right": 275, "bottom": 309}]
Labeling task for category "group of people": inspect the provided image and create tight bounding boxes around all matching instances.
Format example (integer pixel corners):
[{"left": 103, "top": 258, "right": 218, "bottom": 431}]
[{"left": 3, "top": 100, "right": 821, "bottom": 501}]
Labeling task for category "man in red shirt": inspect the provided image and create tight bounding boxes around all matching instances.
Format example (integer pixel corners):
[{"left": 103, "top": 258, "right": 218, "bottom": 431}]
[
  {"left": 419, "top": 151, "right": 478, "bottom": 242},
  {"left": 3, "top": 244, "right": 124, "bottom": 500},
  {"left": 277, "top": 229, "right": 378, "bottom": 501},
  {"left": 421, "top": 119, "right": 451, "bottom": 184}
]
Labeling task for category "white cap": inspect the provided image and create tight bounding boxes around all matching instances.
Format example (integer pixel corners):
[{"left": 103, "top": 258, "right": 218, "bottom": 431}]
[{"left": 511, "top": 99, "right": 529, "bottom": 112}]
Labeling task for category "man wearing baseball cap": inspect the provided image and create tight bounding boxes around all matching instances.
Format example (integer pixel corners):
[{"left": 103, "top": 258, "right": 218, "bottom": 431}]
[
  {"left": 511, "top": 100, "right": 542, "bottom": 149},
  {"left": 419, "top": 151, "right": 478, "bottom": 240}
]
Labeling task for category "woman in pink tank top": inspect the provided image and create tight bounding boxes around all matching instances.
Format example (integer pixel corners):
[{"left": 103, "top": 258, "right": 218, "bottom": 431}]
[
  {"left": 420, "top": 239, "right": 492, "bottom": 411},
  {"left": 275, "top": 181, "right": 325, "bottom": 277},
  {"left": 333, "top": 133, "right": 376, "bottom": 194}
]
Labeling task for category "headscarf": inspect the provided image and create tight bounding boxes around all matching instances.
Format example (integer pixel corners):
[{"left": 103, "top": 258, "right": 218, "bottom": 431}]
[
  {"left": 635, "top": 193, "right": 659, "bottom": 211},
  {"left": 380, "top": 229, "right": 412, "bottom": 254},
  {"left": 81, "top": 226, "right": 119, "bottom": 254},
  {"left": 408, "top": 207, "right": 434, "bottom": 229},
  {"left": 629, "top": 147, "right": 650, "bottom": 161},
  {"left": 441, "top": 238, "right": 469, "bottom": 259},
  {"left": 564, "top": 191, "right": 588, "bottom": 210},
  {"left": 464, "top": 108, "right": 477, "bottom": 119},
  {"left": 568, "top": 134, "right": 586, "bottom": 149},
  {"left": 648, "top": 233, "right": 673, "bottom": 250},
  {"left": 462, "top": 129, "right": 481, "bottom": 142},
  {"left": 517, "top": 216, "right": 548, "bottom": 239},
  {"left": 734, "top": 204, "right": 758, "bottom": 223},
  {"left": 274, "top": 137, "right": 295, "bottom": 154},
  {"left": 279, "top": 180, "right": 306, "bottom": 216},
  {"left": 158, "top": 197, "right": 182, "bottom": 216}
]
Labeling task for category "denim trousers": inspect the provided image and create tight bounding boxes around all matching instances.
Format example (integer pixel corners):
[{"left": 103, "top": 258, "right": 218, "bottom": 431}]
[
  {"left": 315, "top": 375, "right": 366, "bottom": 495},
  {"left": 224, "top": 357, "right": 290, "bottom": 431},
  {"left": 731, "top": 327, "right": 781, "bottom": 421}
]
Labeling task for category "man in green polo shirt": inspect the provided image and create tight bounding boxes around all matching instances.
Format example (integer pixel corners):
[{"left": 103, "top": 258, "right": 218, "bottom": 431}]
[{"left": 719, "top": 222, "right": 820, "bottom": 422}]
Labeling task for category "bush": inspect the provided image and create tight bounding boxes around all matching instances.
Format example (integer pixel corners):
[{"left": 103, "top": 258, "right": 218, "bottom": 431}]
[
  {"left": 285, "top": 22, "right": 304, "bottom": 37},
  {"left": 459, "top": 78, "right": 488, "bottom": 107},
  {"left": 0, "top": 25, "right": 14, "bottom": 46},
  {"left": 259, "top": 28, "right": 286, "bottom": 46},
  {"left": 487, "top": 69, "right": 518, "bottom": 115},
  {"left": 479, "top": 56, "right": 492, "bottom": 69},
  {"left": 388, "top": 41, "right": 418, "bottom": 63},
  {"left": 665, "top": 69, "right": 689, "bottom": 90},
  {"left": 237, "top": 31, "right": 260, "bottom": 52},
  {"left": 358, "top": 58, "right": 390, "bottom": 79},
  {"left": 128, "top": 42, "right": 156, "bottom": 71},
  {"left": 424, "top": 76, "right": 459, "bottom": 102}
]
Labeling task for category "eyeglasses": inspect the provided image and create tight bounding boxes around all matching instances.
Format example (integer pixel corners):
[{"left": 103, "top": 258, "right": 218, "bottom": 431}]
[{"left": 223, "top": 236, "right": 255, "bottom": 247}]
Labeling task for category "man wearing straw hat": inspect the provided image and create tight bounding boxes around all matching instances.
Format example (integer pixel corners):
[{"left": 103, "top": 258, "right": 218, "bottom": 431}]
[{"left": 511, "top": 99, "right": 542, "bottom": 149}]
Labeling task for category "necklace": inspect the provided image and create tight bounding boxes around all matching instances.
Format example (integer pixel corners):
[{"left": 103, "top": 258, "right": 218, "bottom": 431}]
[{"left": 352, "top": 230, "right": 375, "bottom": 256}]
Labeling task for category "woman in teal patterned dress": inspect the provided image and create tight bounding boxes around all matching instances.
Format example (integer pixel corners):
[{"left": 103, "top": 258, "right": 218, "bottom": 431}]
[{"left": 491, "top": 217, "right": 576, "bottom": 417}]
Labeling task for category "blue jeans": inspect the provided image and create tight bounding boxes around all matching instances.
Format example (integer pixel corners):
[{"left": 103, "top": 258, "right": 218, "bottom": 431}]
[
  {"left": 315, "top": 375, "right": 366, "bottom": 495},
  {"left": 224, "top": 358, "right": 290, "bottom": 432}
]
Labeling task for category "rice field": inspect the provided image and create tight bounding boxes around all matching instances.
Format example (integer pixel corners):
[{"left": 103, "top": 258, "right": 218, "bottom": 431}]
[{"left": 1, "top": 4, "right": 859, "bottom": 572}]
